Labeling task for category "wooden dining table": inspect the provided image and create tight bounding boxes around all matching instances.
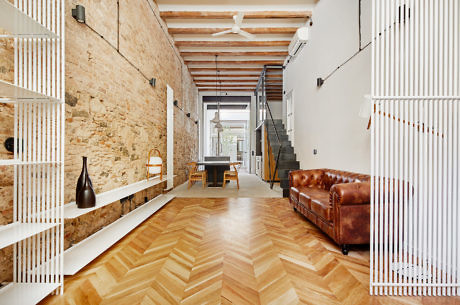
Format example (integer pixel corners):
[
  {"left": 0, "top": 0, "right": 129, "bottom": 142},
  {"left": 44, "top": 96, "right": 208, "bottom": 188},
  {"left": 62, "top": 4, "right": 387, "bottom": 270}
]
[{"left": 196, "top": 160, "right": 233, "bottom": 187}]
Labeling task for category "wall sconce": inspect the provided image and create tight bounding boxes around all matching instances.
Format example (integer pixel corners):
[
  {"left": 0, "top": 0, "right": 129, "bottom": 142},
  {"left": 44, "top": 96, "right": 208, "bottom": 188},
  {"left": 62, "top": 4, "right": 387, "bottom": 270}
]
[
  {"left": 195, "top": 120, "right": 198, "bottom": 125},
  {"left": 72, "top": 5, "right": 86, "bottom": 23},
  {"left": 316, "top": 77, "right": 324, "bottom": 87},
  {"left": 186, "top": 113, "right": 191, "bottom": 118},
  {"left": 173, "top": 100, "right": 178, "bottom": 106},
  {"left": 149, "top": 78, "right": 156, "bottom": 87}
]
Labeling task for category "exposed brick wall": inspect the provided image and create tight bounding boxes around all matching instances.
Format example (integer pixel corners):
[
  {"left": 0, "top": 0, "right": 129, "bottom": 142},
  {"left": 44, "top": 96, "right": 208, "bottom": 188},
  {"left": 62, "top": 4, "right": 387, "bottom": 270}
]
[{"left": 0, "top": 0, "right": 198, "bottom": 282}]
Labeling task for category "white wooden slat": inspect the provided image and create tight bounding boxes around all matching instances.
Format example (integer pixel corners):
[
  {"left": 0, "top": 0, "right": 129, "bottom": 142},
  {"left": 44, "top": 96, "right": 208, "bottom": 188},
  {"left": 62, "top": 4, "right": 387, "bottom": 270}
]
[{"left": 371, "top": 0, "right": 460, "bottom": 296}]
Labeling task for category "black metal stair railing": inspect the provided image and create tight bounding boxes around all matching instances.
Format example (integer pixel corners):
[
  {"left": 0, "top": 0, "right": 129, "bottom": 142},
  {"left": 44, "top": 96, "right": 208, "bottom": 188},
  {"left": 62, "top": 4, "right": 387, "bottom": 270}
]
[{"left": 255, "top": 65, "right": 284, "bottom": 189}]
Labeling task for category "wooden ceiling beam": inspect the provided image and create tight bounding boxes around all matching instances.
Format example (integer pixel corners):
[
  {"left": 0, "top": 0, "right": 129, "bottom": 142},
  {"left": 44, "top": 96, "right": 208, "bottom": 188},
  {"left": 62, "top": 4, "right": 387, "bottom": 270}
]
[
  {"left": 196, "top": 79, "right": 281, "bottom": 84},
  {"left": 196, "top": 79, "right": 258, "bottom": 83},
  {"left": 181, "top": 51, "right": 288, "bottom": 57},
  {"left": 197, "top": 84, "right": 281, "bottom": 87},
  {"left": 189, "top": 67, "right": 263, "bottom": 72},
  {"left": 196, "top": 84, "right": 281, "bottom": 87},
  {"left": 198, "top": 89, "right": 256, "bottom": 92},
  {"left": 193, "top": 74, "right": 260, "bottom": 78},
  {"left": 186, "top": 60, "right": 284, "bottom": 65},
  {"left": 160, "top": 11, "right": 312, "bottom": 19},
  {"left": 170, "top": 27, "right": 298, "bottom": 35},
  {"left": 176, "top": 41, "right": 290, "bottom": 47}
]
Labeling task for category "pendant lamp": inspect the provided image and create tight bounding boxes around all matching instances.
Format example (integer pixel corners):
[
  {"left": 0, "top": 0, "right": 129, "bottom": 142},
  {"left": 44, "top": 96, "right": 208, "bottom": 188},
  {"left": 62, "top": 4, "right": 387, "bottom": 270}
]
[{"left": 211, "top": 111, "right": 220, "bottom": 124}]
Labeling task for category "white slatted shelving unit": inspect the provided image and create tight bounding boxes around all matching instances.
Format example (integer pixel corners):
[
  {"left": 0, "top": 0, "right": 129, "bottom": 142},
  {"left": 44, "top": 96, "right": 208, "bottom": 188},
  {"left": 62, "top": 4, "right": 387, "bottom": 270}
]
[
  {"left": 64, "top": 194, "right": 175, "bottom": 275},
  {"left": 0, "top": 0, "right": 65, "bottom": 303}
]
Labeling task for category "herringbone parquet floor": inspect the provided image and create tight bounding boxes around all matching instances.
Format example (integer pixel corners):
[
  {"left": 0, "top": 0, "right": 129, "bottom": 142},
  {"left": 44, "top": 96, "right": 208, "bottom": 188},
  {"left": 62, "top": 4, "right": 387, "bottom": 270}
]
[{"left": 41, "top": 198, "right": 460, "bottom": 305}]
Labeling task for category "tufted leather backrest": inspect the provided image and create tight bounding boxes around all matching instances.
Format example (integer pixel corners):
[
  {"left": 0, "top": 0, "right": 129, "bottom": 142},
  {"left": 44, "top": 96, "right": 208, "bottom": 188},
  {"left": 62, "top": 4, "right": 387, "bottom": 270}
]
[
  {"left": 289, "top": 169, "right": 325, "bottom": 188},
  {"left": 322, "top": 169, "right": 370, "bottom": 191},
  {"left": 289, "top": 168, "right": 370, "bottom": 190}
]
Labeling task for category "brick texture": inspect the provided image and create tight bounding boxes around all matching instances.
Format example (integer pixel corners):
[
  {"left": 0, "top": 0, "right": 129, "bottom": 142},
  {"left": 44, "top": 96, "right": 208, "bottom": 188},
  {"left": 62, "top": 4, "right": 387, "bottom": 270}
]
[{"left": 0, "top": 0, "right": 198, "bottom": 282}]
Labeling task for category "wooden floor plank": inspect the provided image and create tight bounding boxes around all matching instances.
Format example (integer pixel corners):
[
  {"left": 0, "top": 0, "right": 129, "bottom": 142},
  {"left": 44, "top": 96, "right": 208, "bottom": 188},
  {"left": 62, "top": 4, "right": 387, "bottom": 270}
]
[{"left": 41, "top": 198, "right": 460, "bottom": 305}]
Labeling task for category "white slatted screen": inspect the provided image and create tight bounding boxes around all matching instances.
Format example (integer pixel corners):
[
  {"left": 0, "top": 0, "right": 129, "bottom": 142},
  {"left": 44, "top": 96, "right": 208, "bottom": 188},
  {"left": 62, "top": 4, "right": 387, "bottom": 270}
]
[
  {"left": 12, "top": 0, "right": 65, "bottom": 296},
  {"left": 371, "top": 0, "right": 460, "bottom": 296}
]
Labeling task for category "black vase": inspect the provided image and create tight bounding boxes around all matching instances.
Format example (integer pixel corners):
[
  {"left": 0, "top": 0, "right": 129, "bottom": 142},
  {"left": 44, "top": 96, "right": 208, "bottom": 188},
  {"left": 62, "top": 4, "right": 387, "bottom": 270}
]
[{"left": 76, "top": 156, "right": 96, "bottom": 208}]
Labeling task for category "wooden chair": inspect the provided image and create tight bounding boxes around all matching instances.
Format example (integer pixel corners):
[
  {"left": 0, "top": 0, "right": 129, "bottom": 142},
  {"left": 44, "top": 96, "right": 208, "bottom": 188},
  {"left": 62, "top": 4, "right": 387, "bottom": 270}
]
[
  {"left": 187, "top": 162, "right": 207, "bottom": 189},
  {"left": 223, "top": 162, "right": 240, "bottom": 189}
]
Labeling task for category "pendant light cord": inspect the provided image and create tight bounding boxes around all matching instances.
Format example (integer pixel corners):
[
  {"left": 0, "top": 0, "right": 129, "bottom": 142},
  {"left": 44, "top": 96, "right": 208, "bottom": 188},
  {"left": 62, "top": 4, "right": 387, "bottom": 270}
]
[{"left": 215, "top": 55, "right": 222, "bottom": 119}]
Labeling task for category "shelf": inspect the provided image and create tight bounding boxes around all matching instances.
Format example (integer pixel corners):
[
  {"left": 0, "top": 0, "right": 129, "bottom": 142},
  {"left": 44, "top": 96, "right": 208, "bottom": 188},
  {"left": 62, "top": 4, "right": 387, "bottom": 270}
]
[
  {"left": 64, "top": 194, "right": 175, "bottom": 275},
  {"left": 0, "top": 222, "right": 58, "bottom": 250},
  {"left": 0, "top": 0, "right": 58, "bottom": 39},
  {"left": 64, "top": 175, "right": 171, "bottom": 219},
  {"left": 0, "top": 283, "right": 60, "bottom": 304},
  {"left": 0, "top": 159, "right": 63, "bottom": 166},
  {"left": 0, "top": 80, "right": 60, "bottom": 102}
]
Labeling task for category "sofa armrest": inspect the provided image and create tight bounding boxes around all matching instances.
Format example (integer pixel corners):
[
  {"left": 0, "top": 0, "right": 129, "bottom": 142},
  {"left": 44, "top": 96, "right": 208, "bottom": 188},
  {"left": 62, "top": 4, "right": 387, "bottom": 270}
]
[
  {"left": 330, "top": 182, "right": 370, "bottom": 206},
  {"left": 289, "top": 169, "right": 324, "bottom": 188}
]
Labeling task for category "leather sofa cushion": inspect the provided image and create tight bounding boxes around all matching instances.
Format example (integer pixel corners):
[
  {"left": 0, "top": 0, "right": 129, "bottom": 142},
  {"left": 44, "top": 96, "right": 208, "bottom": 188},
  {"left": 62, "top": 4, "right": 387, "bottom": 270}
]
[
  {"left": 299, "top": 187, "right": 329, "bottom": 210},
  {"left": 290, "top": 187, "right": 300, "bottom": 202},
  {"left": 299, "top": 192, "right": 311, "bottom": 209},
  {"left": 311, "top": 199, "right": 332, "bottom": 222},
  {"left": 291, "top": 186, "right": 318, "bottom": 202},
  {"left": 309, "top": 190, "right": 332, "bottom": 221}
]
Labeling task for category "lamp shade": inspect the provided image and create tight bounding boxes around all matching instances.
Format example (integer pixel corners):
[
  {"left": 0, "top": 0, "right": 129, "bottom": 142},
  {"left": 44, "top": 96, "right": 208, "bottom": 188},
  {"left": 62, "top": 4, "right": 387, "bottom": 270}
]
[
  {"left": 147, "top": 157, "right": 162, "bottom": 174},
  {"left": 215, "top": 122, "right": 222, "bottom": 129},
  {"left": 210, "top": 112, "right": 220, "bottom": 124}
]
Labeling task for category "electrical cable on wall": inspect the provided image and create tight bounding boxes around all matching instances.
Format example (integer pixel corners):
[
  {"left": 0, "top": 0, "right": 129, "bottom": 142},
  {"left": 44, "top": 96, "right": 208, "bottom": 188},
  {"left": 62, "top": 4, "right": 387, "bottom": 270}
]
[
  {"left": 317, "top": 0, "right": 407, "bottom": 87},
  {"left": 317, "top": 0, "right": 371, "bottom": 87},
  {"left": 71, "top": 2, "right": 198, "bottom": 124}
]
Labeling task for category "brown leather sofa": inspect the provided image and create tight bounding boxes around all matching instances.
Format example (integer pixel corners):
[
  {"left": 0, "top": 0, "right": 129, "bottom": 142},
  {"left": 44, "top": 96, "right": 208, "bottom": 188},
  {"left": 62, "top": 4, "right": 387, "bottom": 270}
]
[{"left": 289, "top": 169, "right": 370, "bottom": 255}]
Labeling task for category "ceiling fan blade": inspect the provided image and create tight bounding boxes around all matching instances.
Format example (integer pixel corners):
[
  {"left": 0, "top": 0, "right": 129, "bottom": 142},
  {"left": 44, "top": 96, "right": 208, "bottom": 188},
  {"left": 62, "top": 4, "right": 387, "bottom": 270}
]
[
  {"left": 235, "top": 12, "right": 244, "bottom": 27},
  {"left": 237, "top": 29, "right": 255, "bottom": 40},
  {"left": 212, "top": 29, "right": 233, "bottom": 37}
]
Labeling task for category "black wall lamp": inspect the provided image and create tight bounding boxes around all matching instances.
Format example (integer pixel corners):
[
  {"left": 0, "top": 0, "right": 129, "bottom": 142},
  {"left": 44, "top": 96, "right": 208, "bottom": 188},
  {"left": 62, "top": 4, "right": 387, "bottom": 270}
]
[
  {"left": 72, "top": 5, "right": 86, "bottom": 23},
  {"left": 317, "top": 77, "right": 324, "bottom": 88},
  {"left": 195, "top": 120, "right": 199, "bottom": 125},
  {"left": 149, "top": 78, "right": 156, "bottom": 87},
  {"left": 186, "top": 113, "right": 191, "bottom": 118},
  {"left": 173, "top": 100, "right": 178, "bottom": 106}
]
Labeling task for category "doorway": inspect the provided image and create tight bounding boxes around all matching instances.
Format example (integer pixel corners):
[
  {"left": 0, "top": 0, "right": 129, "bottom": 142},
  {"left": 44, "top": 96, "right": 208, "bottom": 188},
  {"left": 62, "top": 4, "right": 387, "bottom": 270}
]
[{"left": 285, "top": 90, "right": 294, "bottom": 147}]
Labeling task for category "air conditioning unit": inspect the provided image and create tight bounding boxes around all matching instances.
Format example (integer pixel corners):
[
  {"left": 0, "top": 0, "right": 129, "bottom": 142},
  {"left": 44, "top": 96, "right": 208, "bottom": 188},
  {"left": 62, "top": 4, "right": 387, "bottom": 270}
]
[{"left": 288, "top": 27, "right": 309, "bottom": 58}]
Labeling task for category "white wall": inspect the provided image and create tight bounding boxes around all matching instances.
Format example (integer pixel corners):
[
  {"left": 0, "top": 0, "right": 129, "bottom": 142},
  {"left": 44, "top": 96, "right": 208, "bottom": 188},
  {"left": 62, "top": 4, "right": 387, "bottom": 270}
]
[
  {"left": 284, "top": 0, "right": 372, "bottom": 174},
  {"left": 267, "top": 101, "right": 283, "bottom": 120}
]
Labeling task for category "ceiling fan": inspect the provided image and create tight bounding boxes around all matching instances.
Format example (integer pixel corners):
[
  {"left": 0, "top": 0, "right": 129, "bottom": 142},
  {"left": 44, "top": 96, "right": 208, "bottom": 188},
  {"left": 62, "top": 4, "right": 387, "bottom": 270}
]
[{"left": 212, "top": 12, "right": 256, "bottom": 40}]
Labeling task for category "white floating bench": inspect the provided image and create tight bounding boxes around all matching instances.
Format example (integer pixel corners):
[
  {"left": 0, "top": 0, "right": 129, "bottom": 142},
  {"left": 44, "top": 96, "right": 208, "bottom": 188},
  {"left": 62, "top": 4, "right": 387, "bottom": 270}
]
[
  {"left": 64, "top": 176, "right": 172, "bottom": 219},
  {"left": 63, "top": 194, "right": 175, "bottom": 275}
]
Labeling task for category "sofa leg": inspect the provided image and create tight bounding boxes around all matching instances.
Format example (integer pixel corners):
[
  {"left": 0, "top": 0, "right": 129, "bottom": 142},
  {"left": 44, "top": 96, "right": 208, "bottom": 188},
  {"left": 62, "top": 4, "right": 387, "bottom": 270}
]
[
  {"left": 341, "top": 244, "right": 349, "bottom": 255},
  {"left": 293, "top": 206, "right": 297, "bottom": 212}
]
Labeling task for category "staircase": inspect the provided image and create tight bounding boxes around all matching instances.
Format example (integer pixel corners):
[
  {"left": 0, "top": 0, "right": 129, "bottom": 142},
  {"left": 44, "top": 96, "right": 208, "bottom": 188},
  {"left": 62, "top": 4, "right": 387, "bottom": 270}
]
[{"left": 265, "top": 119, "right": 299, "bottom": 197}]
